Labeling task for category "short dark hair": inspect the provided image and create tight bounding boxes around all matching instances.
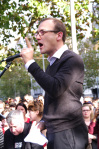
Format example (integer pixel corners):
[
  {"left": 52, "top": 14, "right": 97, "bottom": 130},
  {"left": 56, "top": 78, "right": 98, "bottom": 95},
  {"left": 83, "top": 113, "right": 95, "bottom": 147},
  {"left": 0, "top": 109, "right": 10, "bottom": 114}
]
[{"left": 40, "top": 18, "right": 66, "bottom": 43}]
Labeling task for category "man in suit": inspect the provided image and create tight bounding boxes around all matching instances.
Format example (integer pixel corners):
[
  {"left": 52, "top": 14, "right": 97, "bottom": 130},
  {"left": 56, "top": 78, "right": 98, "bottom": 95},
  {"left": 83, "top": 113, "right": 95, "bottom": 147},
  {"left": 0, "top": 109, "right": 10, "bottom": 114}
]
[{"left": 21, "top": 18, "right": 88, "bottom": 149}]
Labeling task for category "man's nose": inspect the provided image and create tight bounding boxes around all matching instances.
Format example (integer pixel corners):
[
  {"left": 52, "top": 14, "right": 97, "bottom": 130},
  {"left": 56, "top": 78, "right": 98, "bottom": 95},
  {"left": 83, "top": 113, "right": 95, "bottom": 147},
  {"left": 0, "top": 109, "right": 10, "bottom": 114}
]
[
  {"left": 36, "top": 34, "right": 41, "bottom": 40},
  {"left": 10, "top": 127, "right": 16, "bottom": 133}
]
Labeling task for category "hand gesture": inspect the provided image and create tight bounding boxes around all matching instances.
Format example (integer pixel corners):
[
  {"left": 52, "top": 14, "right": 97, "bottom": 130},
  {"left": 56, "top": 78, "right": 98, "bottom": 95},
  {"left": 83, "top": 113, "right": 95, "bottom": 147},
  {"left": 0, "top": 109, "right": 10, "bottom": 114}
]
[{"left": 20, "top": 37, "right": 34, "bottom": 64}]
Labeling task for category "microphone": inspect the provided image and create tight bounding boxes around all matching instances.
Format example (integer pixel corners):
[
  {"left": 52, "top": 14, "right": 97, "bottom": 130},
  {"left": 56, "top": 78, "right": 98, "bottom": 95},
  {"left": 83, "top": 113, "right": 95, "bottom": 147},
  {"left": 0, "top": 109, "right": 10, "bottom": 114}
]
[{"left": 1, "top": 53, "right": 21, "bottom": 62}]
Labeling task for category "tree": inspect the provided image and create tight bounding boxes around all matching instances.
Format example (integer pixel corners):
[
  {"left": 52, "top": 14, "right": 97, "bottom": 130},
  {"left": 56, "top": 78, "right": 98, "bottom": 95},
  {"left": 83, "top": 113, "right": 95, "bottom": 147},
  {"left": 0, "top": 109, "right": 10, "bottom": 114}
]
[
  {"left": 0, "top": 0, "right": 95, "bottom": 57},
  {"left": 91, "top": 0, "right": 99, "bottom": 42},
  {"left": 0, "top": 60, "right": 33, "bottom": 100},
  {"left": 0, "top": 0, "right": 98, "bottom": 99},
  {"left": 78, "top": 38, "right": 99, "bottom": 89},
  {"left": 0, "top": 52, "right": 49, "bottom": 100}
]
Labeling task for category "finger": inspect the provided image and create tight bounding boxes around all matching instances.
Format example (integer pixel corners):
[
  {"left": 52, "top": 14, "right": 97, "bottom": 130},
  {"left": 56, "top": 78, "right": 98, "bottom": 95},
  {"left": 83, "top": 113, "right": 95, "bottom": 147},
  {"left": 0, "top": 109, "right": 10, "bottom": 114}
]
[{"left": 25, "top": 37, "right": 32, "bottom": 48}]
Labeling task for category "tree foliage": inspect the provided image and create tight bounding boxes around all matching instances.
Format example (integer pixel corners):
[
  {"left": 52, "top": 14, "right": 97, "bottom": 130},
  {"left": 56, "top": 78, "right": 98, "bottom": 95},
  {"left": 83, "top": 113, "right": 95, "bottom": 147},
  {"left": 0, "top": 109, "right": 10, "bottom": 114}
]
[
  {"left": 78, "top": 38, "right": 99, "bottom": 89},
  {"left": 0, "top": 59, "right": 35, "bottom": 100},
  {"left": 0, "top": 52, "right": 48, "bottom": 99},
  {"left": 0, "top": 0, "right": 97, "bottom": 54},
  {"left": 0, "top": 0, "right": 98, "bottom": 98}
]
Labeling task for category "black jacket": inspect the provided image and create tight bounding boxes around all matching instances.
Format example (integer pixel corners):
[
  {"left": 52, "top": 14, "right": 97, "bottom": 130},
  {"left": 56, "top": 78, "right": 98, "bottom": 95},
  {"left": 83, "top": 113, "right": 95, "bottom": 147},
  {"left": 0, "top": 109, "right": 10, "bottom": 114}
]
[
  {"left": 28, "top": 50, "right": 85, "bottom": 133},
  {"left": 4, "top": 123, "right": 43, "bottom": 149}
]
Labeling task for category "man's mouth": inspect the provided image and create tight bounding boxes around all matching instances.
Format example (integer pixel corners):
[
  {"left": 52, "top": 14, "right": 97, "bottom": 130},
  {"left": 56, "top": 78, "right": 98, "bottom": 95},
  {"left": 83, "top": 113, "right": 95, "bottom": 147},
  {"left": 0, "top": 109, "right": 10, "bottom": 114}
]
[{"left": 38, "top": 42, "right": 43, "bottom": 48}]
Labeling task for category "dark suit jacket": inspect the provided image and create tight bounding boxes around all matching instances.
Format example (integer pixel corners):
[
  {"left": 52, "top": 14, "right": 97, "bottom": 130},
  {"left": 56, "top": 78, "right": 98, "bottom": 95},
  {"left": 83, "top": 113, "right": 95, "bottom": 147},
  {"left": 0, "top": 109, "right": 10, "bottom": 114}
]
[{"left": 28, "top": 50, "right": 85, "bottom": 133}]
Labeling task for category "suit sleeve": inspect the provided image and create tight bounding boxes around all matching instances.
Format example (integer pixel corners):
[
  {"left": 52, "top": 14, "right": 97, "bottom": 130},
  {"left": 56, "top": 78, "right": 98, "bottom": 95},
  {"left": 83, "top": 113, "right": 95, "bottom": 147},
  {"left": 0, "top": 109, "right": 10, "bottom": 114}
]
[{"left": 28, "top": 55, "right": 84, "bottom": 98}]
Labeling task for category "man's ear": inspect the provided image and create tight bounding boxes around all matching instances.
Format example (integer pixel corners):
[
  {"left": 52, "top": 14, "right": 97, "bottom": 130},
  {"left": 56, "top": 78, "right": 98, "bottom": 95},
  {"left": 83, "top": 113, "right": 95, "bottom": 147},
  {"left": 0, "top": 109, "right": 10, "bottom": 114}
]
[{"left": 57, "top": 32, "right": 63, "bottom": 41}]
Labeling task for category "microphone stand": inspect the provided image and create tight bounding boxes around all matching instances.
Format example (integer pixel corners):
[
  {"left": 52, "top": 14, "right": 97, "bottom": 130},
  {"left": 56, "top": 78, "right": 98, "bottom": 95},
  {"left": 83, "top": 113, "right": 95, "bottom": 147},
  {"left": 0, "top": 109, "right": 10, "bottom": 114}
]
[{"left": 0, "top": 62, "right": 12, "bottom": 78}]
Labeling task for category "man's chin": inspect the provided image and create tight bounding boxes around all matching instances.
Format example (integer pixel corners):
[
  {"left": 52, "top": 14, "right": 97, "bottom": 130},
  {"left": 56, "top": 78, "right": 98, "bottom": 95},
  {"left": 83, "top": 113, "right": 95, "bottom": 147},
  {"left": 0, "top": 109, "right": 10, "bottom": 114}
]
[
  {"left": 40, "top": 51, "right": 44, "bottom": 54},
  {"left": 40, "top": 49, "right": 45, "bottom": 54},
  {"left": 12, "top": 132, "right": 19, "bottom": 136}
]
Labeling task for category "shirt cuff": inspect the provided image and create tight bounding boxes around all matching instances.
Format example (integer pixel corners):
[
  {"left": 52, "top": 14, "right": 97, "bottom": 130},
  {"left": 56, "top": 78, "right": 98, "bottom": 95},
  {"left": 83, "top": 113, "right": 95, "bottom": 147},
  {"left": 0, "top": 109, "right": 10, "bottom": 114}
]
[{"left": 25, "top": 59, "right": 35, "bottom": 70}]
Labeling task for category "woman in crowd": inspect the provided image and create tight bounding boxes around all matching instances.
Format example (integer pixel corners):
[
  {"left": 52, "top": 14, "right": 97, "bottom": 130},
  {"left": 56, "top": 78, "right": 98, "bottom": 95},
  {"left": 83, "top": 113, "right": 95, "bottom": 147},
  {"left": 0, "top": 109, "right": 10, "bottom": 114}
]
[
  {"left": 82, "top": 104, "right": 97, "bottom": 149},
  {"left": 28, "top": 99, "right": 44, "bottom": 123},
  {"left": 16, "top": 102, "right": 30, "bottom": 123},
  {"left": 27, "top": 99, "right": 47, "bottom": 148},
  {"left": 88, "top": 107, "right": 99, "bottom": 149}
]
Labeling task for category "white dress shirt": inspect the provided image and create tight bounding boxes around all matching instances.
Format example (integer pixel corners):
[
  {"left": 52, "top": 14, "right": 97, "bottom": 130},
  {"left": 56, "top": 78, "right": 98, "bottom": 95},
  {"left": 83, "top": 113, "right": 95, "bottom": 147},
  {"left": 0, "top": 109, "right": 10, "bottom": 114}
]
[
  {"left": 25, "top": 44, "right": 68, "bottom": 69},
  {"left": 47, "top": 44, "right": 68, "bottom": 66}
]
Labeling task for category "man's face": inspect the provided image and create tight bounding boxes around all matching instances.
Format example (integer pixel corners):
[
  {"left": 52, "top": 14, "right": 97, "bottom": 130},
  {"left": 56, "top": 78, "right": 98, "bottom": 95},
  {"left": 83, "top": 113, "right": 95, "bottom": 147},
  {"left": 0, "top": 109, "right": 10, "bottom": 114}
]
[
  {"left": 9, "top": 120, "right": 24, "bottom": 135},
  {"left": 36, "top": 20, "right": 58, "bottom": 57}
]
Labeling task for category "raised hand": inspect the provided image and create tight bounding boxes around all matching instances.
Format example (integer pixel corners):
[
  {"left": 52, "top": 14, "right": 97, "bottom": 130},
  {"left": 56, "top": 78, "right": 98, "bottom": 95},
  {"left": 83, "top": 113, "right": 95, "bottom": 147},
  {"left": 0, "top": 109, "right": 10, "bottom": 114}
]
[{"left": 20, "top": 37, "right": 34, "bottom": 64}]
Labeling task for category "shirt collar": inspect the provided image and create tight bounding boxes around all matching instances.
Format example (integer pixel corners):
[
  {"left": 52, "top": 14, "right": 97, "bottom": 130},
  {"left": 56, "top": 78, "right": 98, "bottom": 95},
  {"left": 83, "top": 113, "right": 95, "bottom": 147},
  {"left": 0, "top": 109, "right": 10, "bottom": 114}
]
[{"left": 47, "top": 44, "right": 68, "bottom": 66}]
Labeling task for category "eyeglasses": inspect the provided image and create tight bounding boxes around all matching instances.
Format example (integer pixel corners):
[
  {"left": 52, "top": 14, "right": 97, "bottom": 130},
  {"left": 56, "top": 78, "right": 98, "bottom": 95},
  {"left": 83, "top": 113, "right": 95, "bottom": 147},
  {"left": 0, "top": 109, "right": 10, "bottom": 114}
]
[
  {"left": 82, "top": 110, "right": 90, "bottom": 112},
  {"left": 35, "top": 30, "right": 59, "bottom": 37}
]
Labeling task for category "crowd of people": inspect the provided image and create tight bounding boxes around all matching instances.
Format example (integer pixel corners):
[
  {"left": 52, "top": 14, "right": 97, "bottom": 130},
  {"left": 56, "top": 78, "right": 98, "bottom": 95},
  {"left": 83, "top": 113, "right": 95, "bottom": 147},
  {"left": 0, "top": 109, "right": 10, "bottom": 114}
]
[
  {"left": 0, "top": 95, "right": 99, "bottom": 149},
  {"left": 0, "top": 94, "right": 46, "bottom": 149}
]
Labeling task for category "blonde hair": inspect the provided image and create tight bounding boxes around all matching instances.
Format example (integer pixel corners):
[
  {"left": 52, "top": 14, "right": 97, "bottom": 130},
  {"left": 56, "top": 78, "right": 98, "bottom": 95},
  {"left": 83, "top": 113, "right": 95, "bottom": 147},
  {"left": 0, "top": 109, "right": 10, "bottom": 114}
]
[{"left": 82, "top": 104, "right": 94, "bottom": 120}]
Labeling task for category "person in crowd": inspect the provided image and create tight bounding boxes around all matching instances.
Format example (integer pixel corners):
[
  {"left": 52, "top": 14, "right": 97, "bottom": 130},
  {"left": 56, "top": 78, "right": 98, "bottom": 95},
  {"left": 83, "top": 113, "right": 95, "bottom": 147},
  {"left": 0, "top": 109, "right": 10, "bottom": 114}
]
[
  {"left": 28, "top": 99, "right": 44, "bottom": 123},
  {"left": 4, "top": 110, "right": 44, "bottom": 149},
  {"left": 16, "top": 102, "right": 30, "bottom": 123},
  {"left": 38, "top": 95, "right": 44, "bottom": 105},
  {"left": 19, "top": 99, "right": 28, "bottom": 107},
  {"left": 0, "top": 112, "right": 8, "bottom": 149},
  {"left": 0, "top": 100, "right": 5, "bottom": 129},
  {"left": 0, "top": 100, "right": 5, "bottom": 114},
  {"left": 82, "top": 104, "right": 94, "bottom": 126},
  {"left": 84, "top": 100, "right": 96, "bottom": 117},
  {"left": 21, "top": 17, "right": 88, "bottom": 149},
  {"left": 7, "top": 98, "right": 15, "bottom": 104},
  {"left": 88, "top": 106, "right": 99, "bottom": 149},
  {"left": 27, "top": 99, "right": 47, "bottom": 148},
  {"left": 1, "top": 109, "right": 10, "bottom": 134},
  {"left": 24, "top": 94, "right": 34, "bottom": 103},
  {"left": 0, "top": 129, "right": 4, "bottom": 149},
  {"left": 82, "top": 104, "right": 97, "bottom": 149},
  {"left": 9, "top": 102, "right": 16, "bottom": 111},
  {"left": 84, "top": 96, "right": 93, "bottom": 103},
  {"left": 4, "top": 102, "right": 9, "bottom": 110},
  {"left": 92, "top": 99, "right": 98, "bottom": 112},
  {"left": 15, "top": 96, "right": 21, "bottom": 105}
]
